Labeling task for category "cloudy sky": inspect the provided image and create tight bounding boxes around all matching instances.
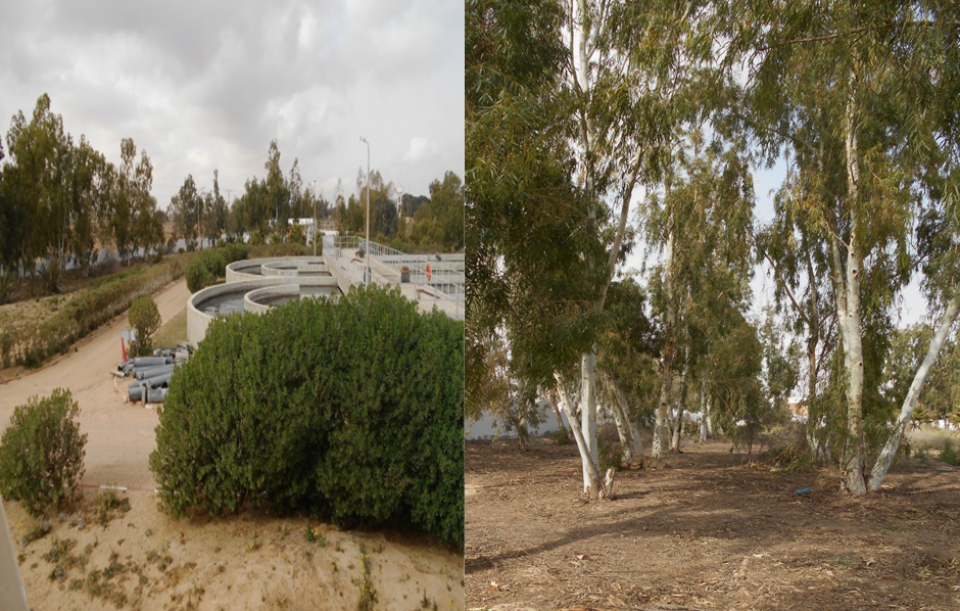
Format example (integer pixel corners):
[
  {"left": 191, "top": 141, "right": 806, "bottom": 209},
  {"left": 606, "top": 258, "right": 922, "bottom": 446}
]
[{"left": 0, "top": 0, "right": 464, "bottom": 209}]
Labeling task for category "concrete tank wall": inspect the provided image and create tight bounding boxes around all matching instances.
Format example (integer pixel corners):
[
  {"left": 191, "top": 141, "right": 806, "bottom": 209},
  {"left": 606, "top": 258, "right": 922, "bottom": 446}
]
[
  {"left": 187, "top": 278, "right": 297, "bottom": 346},
  {"left": 226, "top": 257, "right": 327, "bottom": 282}
]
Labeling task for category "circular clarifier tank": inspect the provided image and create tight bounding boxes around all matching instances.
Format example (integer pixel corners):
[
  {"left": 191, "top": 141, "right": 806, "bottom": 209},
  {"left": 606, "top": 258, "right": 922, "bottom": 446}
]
[{"left": 243, "top": 281, "right": 341, "bottom": 313}]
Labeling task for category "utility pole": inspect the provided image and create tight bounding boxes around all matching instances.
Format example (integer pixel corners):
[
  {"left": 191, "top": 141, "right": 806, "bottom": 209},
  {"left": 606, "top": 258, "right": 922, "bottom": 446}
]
[
  {"left": 360, "top": 137, "right": 371, "bottom": 285},
  {"left": 312, "top": 180, "right": 318, "bottom": 257}
]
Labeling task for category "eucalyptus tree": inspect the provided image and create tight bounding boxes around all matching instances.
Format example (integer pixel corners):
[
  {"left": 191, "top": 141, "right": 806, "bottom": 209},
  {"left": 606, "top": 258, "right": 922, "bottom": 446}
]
[
  {"left": 742, "top": 0, "right": 960, "bottom": 494},
  {"left": 754, "top": 169, "right": 838, "bottom": 460},
  {"left": 596, "top": 276, "right": 660, "bottom": 464},
  {"left": 170, "top": 174, "right": 201, "bottom": 248},
  {"left": 3, "top": 94, "right": 72, "bottom": 282},
  {"left": 129, "top": 145, "right": 162, "bottom": 260},
  {"left": 645, "top": 130, "right": 755, "bottom": 457},
  {"left": 467, "top": 0, "right": 619, "bottom": 497},
  {"left": 66, "top": 136, "right": 103, "bottom": 274},
  {"left": 207, "top": 169, "right": 228, "bottom": 244}
]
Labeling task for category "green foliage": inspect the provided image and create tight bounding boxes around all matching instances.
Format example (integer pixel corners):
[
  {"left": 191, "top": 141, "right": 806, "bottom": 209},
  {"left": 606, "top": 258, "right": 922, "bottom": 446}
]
[
  {"left": 0, "top": 266, "right": 17, "bottom": 304},
  {"left": 184, "top": 260, "right": 214, "bottom": 293},
  {"left": 940, "top": 439, "right": 960, "bottom": 467},
  {"left": 0, "top": 256, "right": 187, "bottom": 369},
  {"left": 598, "top": 438, "right": 623, "bottom": 472},
  {"left": 550, "top": 427, "right": 570, "bottom": 445},
  {"left": 0, "top": 389, "right": 87, "bottom": 517},
  {"left": 150, "top": 286, "right": 464, "bottom": 546},
  {"left": 127, "top": 296, "right": 160, "bottom": 355},
  {"left": 184, "top": 244, "right": 248, "bottom": 293},
  {"left": 288, "top": 223, "right": 307, "bottom": 245}
]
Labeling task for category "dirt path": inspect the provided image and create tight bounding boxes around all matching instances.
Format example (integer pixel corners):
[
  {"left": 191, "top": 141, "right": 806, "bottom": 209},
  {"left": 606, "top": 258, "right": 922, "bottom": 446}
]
[
  {"left": 0, "top": 278, "right": 191, "bottom": 490},
  {"left": 466, "top": 437, "right": 960, "bottom": 611}
]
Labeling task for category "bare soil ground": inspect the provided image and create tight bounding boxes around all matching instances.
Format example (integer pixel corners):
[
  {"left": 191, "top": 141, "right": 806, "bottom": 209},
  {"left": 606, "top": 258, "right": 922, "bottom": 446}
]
[
  {"left": 1, "top": 277, "right": 464, "bottom": 610},
  {"left": 466, "top": 436, "right": 960, "bottom": 611}
]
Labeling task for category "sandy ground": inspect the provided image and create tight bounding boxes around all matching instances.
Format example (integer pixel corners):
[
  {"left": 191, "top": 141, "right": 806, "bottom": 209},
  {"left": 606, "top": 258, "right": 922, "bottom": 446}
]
[
  {"left": 0, "top": 278, "right": 190, "bottom": 490},
  {"left": 1, "top": 277, "right": 465, "bottom": 610},
  {"left": 7, "top": 489, "right": 463, "bottom": 611},
  {"left": 466, "top": 435, "right": 960, "bottom": 611}
]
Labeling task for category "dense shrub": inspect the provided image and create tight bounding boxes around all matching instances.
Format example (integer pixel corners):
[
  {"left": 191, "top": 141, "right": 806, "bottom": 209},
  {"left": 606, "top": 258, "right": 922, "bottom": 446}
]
[
  {"left": 0, "top": 389, "right": 87, "bottom": 517},
  {"left": 185, "top": 260, "right": 215, "bottom": 293},
  {"left": 150, "top": 286, "right": 464, "bottom": 546},
  {"left": 128, "top": 296, "right": 162, "bottom": 355},
  {"left": 184, "top": 245, "right": 249, "bottom": 293}
]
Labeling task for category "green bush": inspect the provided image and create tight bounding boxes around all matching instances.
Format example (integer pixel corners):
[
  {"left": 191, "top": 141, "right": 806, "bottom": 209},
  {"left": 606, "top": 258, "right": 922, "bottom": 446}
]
[
  {"left": 0, "top": 389, "right": 87, "bottom": 517},
  {"left": 940, "top": 439, "right": 960, "bottom": 466},
  {"left": 184, "top": 245, "right": 248, "bottom": 293},
  {"left": 185, "top": 260, "right": 214, "bottom": 293},
  {"left": 128, "top": 296, "right": 161, "bottom": 355},
  {"left": 150, "top": 286, "right": 464, "bottom": 546}
]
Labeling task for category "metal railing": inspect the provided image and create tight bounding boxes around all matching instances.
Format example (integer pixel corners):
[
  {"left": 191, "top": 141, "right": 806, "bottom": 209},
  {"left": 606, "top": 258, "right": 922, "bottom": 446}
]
[{"left": 322, "top": 235, "right": 464, "bottom": 302}]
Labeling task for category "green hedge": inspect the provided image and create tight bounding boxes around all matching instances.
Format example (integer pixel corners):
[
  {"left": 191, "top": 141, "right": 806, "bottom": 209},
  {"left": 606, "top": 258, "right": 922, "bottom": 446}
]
[
  {"left": 149, "top": 286, "right": 464, "bottom": 546},
  {"left": 185, "top": 244, "right": 248, "bottom": 293},
  {"left": 0, "top": 258, "right": 187, "bottom": 369}
]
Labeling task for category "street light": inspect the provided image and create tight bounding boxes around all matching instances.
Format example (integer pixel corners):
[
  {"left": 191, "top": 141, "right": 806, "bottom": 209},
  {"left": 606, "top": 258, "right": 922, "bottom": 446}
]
[
  {"left": 360, "top": 136, "right": 370, "bottom": 285},
  {"left": 312, "top": 180, "right": 318, "bottom": 257}
]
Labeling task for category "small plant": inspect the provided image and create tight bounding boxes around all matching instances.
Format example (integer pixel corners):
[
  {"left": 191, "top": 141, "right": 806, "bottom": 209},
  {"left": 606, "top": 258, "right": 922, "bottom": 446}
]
[
  {"left": 94, "top": 489, "right": 131, "bottom": 527},
  {"left": 598, "top": 437, "right": 623, "bottom": 471},
  {"left": 915, "top": 447, "right": 929, "bottom": 463},
  {"left": 0, "top": 389, "right": 87, "bottom": 517},
  {"left": 940, "top": 439, "right": 960, "bottom": 466},
  {"left": 21, "top": 520, "right": 53, "bottom": 546},
  {"left": 49, "top": 564, "right": 66, "bottom": 582},
  {"left": 550, "top": 427, "right": 570, "bottom": 445},
  {"left": 356, "top": 543, "right": 378, "bottom": 611},
  {"left": 44, "top": 538, "right": 72, "bottom": 563},
  {"left": 305, "top": 524, "right": 326, "bottom": 547},
  {"left": 128, "top": 296, "right": 161, "bottom": 356}
]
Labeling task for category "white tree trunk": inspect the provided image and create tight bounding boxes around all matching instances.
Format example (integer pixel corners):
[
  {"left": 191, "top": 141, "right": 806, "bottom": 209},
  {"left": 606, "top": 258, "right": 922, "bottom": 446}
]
[
  {"left": 838, "top": 81, "right": 867, "bottom": 496},
  {"left": 671, "top": 347, "right": 690, "bottom": 452},
  {"left": 868, "top": 292, "right": 960, "bottom": 491},
  {"left": 699, "top": 379, "right": 709, "bottom": 442},
  {"left": 606, "top": 375, "right": 643, "bottom": 464},
  {"left": 580, "top": 351, "right": 599, "bottom": 493},
  {"left": 555, "top": 373, "right": 602, "bottom": 499},
  {"left": 548, "top": 389, "right": 569, "bottom": 435},
  {"left": 654, "top": 223, "right": 676, "bottom": 458}
]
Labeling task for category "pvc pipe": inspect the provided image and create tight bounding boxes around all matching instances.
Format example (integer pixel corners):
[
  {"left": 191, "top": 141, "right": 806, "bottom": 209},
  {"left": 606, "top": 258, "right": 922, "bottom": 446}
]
[
  {"left": 144, "top": 386, "right": 169, "bottom": 403},
  {"left": 134, "top": 364, "right": 174, "bottom": 380},
  {"left": 141, "top": 372, "right": 173, "bottom": 389},
  {"left": 128, "top": 382, "right": 145, "bottom": 402},
  {"left": 129, "top": 356, "right": 172, "bottom": 368}
]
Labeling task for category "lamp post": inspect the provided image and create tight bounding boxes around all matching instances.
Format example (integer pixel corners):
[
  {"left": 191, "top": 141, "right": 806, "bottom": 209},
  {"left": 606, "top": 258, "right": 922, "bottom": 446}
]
[
  {"left": 360, "top": 136, "right": 370, "bottom": 285},
  {"left": 312, "top": 180, "right": 318, "bottom": 257}
]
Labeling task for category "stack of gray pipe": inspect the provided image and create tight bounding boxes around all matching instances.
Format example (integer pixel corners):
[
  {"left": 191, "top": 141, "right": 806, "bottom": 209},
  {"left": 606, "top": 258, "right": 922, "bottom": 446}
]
[{"left": 116, "top": 356, "right": 181, "bottom": 403}]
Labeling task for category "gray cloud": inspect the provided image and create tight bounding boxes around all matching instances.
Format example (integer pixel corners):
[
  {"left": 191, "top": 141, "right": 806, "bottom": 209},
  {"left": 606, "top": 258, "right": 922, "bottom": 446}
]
[{"left": 0, "top": 0, "right": 464, "bottom": 208}]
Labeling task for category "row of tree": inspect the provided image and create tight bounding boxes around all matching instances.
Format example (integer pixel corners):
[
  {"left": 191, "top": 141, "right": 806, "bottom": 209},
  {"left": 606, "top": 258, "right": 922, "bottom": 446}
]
[
  {"left": 0, "top": 94, "right": 163, "bottom": 289},
  {"left": 0, "top": 95, "right": 464, "bottom": 300},
  {"left": 170, "top": 141, "right": 465, "bottom": 254},
  {"left": 467, "top": 0, "right": 960, "bottom": 498}
]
